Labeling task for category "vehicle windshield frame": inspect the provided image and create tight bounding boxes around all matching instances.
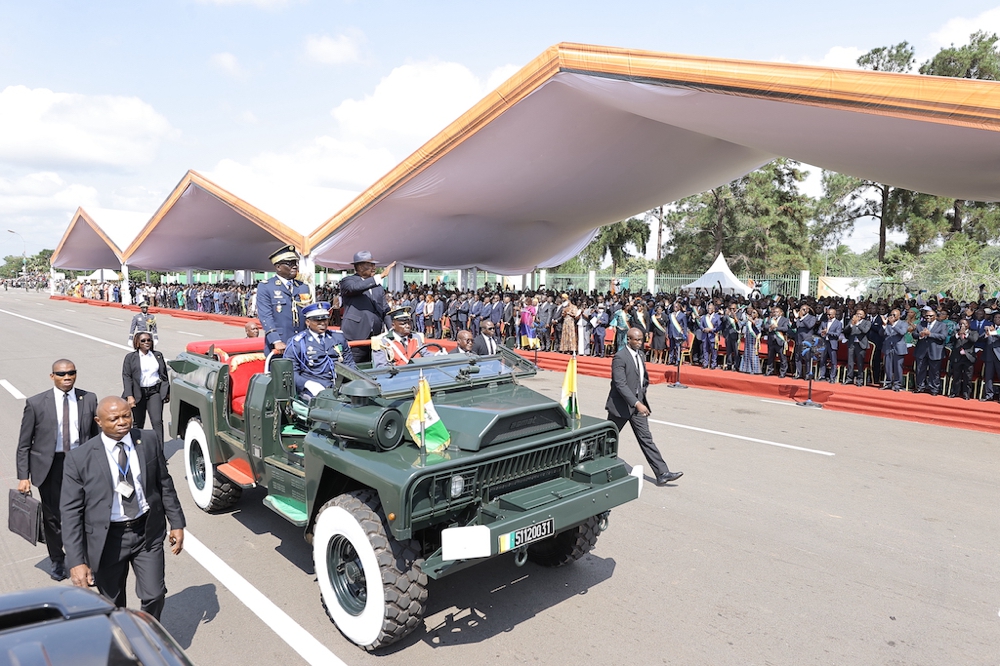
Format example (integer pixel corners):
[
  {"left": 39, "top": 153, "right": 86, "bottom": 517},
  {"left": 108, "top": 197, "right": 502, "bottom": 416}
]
[{"left": 338, "top": 347, "right": 537, "bottom": 399}]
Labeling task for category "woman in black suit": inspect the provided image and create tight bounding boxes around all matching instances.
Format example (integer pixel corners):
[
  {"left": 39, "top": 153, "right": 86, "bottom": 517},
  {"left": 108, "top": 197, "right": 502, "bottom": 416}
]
[{"left": 122, "top": 332, "right": 169, "bottom": 444}]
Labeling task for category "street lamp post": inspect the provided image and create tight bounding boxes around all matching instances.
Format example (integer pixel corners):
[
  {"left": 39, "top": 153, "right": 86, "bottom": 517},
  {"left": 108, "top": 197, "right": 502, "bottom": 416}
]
[{"left": 7, "top": 230, "right": 26, "bottom": 290}]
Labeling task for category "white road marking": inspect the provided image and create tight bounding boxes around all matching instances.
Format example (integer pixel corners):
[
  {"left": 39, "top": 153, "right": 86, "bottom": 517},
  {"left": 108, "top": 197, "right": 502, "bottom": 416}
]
[
  {"left": 107, "top": 316, "right": 125, "bottom": 322},
  {"left": 649, "top": 418, "right": 835, "bottom": 456},
  {"left": 0, "top": 308, "right": 132, "bottom": 351},
  {"left": 184, "top": 533, "right": 346, "bottom": 666},
  {"left": 64, "top": 309, "right": 75, "bottom": 312},
  {"left": 760, "top": 399, "right": 800, "bottom": 408},
  {"left": 177, "top": 330, "right": 203, "bottom": 337},
  {"left": 0, "top": 380, "right": 26, "bottom": 400}
]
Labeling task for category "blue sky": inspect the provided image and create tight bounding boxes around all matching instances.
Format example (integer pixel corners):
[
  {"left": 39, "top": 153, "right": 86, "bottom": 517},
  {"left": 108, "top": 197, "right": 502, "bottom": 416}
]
[{"left": 1, "top": 0, "right": 999, "bottom": 261}]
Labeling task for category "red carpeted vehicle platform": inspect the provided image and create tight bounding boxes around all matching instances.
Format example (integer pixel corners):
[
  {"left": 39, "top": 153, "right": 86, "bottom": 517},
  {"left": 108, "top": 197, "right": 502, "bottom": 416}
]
[{"left": 514, "top": 349, "right": 1000, "bottom": 435}]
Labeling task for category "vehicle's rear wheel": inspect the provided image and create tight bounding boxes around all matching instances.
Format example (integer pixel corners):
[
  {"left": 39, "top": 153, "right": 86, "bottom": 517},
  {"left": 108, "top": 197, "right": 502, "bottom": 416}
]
[
  {"left": 313, "top": 490, "right": 427, "bottom": 651},
  {"left": 526, "top": 514, "right": 602, "bottom": 567},
  {"left": 183, "top": 417, "right": 241, "bottom": 512}
]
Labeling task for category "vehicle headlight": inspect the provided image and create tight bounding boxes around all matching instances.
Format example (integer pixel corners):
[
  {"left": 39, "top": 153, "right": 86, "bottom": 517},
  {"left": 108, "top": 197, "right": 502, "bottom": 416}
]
[
  {"left": 573, "top": 439, "right": 594, "bottom": 463},
  {"left": 448, "top": 474, "right": 465, "bottom": 499}
]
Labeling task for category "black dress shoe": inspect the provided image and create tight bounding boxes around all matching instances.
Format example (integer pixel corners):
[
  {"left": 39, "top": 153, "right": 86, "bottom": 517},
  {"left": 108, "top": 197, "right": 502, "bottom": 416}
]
[
  {"left": 656, "top": 471, "right": 683, "bottom": 486},
  {"left": 50, "top": 560, "right": 68, "bottom": 582}
]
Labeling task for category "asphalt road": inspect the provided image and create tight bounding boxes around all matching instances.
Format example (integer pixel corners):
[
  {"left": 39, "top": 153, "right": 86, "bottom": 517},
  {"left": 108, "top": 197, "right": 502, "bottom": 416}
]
[{"left": 0, "top": 291, "right": 996, "bottom": 665}]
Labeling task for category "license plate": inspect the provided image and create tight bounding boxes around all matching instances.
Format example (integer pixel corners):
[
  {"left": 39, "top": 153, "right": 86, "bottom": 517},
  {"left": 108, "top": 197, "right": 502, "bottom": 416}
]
[{"left": 498, "top": 518, "right": 554, "bottom": 553}]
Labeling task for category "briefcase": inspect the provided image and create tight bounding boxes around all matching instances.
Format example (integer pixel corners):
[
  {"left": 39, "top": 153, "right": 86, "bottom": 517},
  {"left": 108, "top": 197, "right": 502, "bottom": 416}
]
[{"left": 8, "top": 489, "right": 44, "bottom": 546}]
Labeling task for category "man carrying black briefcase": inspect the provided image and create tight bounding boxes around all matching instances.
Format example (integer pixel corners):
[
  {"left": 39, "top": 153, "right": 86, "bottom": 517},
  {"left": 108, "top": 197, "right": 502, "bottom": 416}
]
[{"left": 15, "top": 359, "right": 99, "bottom": 581}]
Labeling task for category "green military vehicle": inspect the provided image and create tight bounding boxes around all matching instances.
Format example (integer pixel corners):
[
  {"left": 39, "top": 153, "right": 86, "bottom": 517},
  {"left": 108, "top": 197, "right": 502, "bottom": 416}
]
[{"left": 167, "top": 338, "right": 641, "bottom": 650}]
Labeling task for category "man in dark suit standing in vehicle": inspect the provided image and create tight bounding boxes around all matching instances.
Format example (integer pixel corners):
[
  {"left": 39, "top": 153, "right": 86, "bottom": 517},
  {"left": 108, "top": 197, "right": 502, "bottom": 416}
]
[
  {"left": 16, "top": 359, "right": 99, "bottom": 581},
  {"left": 61, "top": 396, "right": 185, "bottom": 621},
  {"left": 340, "top": 250, "right": 396, "bottom": 363},
  {"left": 606, "top": 328, "right": 682, "bottom": 487}
]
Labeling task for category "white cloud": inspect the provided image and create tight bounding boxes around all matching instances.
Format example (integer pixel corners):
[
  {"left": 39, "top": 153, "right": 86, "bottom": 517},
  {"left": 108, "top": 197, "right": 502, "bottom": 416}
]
[
  {"left": 304, "top": 31, "right": 365, "bottom": 65},
  {"left": 796, "top": 46, "right": 865, "bottom": 69},
  {"left": 0, "top": 172, "right": 99, "bottom": 214},
  {"left": 332, "top": 61, "right": 518, "bottom": 153},
  {"left": 210, "top": 52, "right": 246, "bottom": 79},
  {"left": 931, "top": 7, "right": 1000, "bottom": 47},
  {"left": 205, "top": 59, "right": 522, "bottom": 233},
  {"left": 239, "top": 110, "right": 258, "bottom": 125},
  {"left": 0, "top": 86, "right": 175, "bottom": 170}
]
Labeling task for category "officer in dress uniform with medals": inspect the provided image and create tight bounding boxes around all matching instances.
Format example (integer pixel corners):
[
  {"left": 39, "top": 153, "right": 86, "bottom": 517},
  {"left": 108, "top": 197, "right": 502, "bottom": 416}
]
[
  {"left": 256, "top": 245, "right": 312, "bottom": 355},
  {"left": 127, "top": 304, "right": 158, "bottom": 345},
  {"left": 371, "top": 307, "right": 435, "bottom": 368},
  {"left": 285, "top": 302, "right": 357, "bottom": 399}
]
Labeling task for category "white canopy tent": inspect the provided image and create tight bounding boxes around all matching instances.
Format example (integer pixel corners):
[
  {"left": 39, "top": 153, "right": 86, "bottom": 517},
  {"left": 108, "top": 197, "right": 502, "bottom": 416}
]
[
  {"left": 682, "top": 253, "right": 751, "bottom": 295},
  {"left": 78, "top": 269, "right": 121, "bottom": 282}
]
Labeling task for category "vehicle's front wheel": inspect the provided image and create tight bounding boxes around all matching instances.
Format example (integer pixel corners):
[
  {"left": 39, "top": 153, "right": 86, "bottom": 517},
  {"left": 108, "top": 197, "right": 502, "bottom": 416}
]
[
  {"left": 183, "top": 417, "right": 241, "bottom": 512},
  {"left": 313, "top": 490, "right": 427, "bottom": 651},
  {"left": 527, "top": 514, "right": 603, "bottom": 567}
]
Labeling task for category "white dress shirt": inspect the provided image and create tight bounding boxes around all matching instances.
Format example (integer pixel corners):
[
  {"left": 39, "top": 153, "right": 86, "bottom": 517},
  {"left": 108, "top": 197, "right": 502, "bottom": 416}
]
[
  {"left": 138, "top": 350, "right": 160, "bottom": 388},
  {"left": 628, "top": 347, "right": 645, "bottom": 391},
  {"left": 101, "top": 432, "right": 149, "bottom": 521},
  {"left": 52, "top": 387, "right": 80, "bottom": 451}
]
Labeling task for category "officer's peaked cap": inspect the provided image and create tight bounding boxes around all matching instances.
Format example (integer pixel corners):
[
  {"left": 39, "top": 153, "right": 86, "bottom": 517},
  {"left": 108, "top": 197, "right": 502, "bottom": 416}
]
[
  {"left": 269, "top": 244, "right": 299, "bottom": 265},
  {"left": 303, "top": 302, "right": 331, "bottom": 319}
]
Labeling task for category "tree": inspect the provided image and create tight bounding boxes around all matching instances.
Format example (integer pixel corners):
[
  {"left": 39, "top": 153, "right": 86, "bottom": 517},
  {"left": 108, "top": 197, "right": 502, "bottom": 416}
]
[
  {"left": 660, "top": 159, "right": 815, "bottom": 274},
  {"left": 857, "top": 41, "right": 915, "bottom": 72},
  {"left": 919, "top": 32, "right": 1000, "bottom": 241},
  {"left": 919, "top": 31, "right": 1000, "bottom": 80},
  {"left": 576, "top": 217, "right": 651, "bottom": 274}
]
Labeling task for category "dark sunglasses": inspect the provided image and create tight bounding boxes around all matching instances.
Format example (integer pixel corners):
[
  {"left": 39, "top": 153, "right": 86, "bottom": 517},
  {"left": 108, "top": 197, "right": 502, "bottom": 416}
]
[
  {"left": 53, "top": 370, "right": 77, "bottom": 377},
  {"left": 138, "top": 338, "right": 153, "bottom": 343},
  {"left": 276, "top": 260, "right": 298, "bottom": 267}
]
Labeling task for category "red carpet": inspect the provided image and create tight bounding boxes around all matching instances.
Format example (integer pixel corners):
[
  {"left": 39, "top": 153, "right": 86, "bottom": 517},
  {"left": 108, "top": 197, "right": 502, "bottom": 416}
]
[
  {"left": 51, "top": 295, "right": 255, "bottom": 328},
  {"left": 54, "top": 297, "right": 998, "bottom": 434},
  {"left": 514, "top": 349, "right": 1000, "bottom": 435}
]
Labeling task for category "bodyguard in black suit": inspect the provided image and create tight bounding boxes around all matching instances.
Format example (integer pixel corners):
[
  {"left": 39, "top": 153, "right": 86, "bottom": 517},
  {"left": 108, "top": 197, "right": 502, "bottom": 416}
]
[
  {"left": 122, "top": 333, "right": 170, "bottom": 446},
  {"left": 16, "top": 359, "right": 99, "bottom": 580},
  {"left": 948, "top": 319, "right": 979, "bottom": 399},
  {"left": 471, "top": 321, "right": 500, "bottom": 355},
  {"left": 61, "top": 397, "right": 185, "bottom": 620},
  {"left": 606, "top": 328, "right": 682, "bottom": 487},
  {"left": 339, "top": 250, "right": 395, "bottom": 363}
]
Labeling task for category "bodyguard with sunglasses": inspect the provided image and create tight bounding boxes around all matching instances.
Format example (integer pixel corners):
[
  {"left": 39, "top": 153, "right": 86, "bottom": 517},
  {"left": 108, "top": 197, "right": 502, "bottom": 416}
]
[
  {"left": 122, "top": 333, "right": 169, "bottom": 445},
  {"left": 15, "top": 359, "right": 99, "bottom": 580}
]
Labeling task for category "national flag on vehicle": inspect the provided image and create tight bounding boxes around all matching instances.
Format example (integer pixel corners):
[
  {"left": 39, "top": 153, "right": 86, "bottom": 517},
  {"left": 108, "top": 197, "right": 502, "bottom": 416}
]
[
  {"left": 406, "top": 376, "right": 450, "bottom": 453},
  {"left": 560, "top": 355, "right": 579, "bottom": 417}
]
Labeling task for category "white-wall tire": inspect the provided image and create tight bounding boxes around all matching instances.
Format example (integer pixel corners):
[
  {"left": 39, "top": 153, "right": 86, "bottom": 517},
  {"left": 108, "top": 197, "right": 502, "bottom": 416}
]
[
  {"left": 313, "top": 490, "right": 426, "bottom": 651},
  {"left": 183, "top": 417, "right": 241, "bottom": 512}
]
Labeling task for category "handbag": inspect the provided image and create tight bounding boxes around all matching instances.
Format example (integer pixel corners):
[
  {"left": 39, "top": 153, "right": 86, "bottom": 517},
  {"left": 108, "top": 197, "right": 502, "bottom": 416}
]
[{"left": 8, "top": 489, "right": 44, "bottom": 546}]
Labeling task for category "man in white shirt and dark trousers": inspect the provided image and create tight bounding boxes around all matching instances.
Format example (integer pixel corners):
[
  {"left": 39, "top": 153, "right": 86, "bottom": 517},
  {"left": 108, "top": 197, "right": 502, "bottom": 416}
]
[
  {"left": 61, "top": 396, "right": 185, "bottom": 620},
  {"left": 16, "top": 359, "right": 99, "bottom": 580},
  {"left": 606, "top": 328, "right": 682, "bottom": 487}
]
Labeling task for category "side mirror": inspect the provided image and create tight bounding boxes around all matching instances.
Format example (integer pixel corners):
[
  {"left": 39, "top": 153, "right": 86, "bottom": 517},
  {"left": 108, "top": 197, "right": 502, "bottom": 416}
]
[{"left": 270, "top": 358, "right": 294, "bottom": 401}]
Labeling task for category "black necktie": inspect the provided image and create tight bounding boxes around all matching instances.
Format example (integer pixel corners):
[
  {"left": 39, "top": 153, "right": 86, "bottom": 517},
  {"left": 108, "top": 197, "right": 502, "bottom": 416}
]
[
  {"left": 115, "top": 442, "right": 139, "bottom": 519},
  {"left": 61, "top": 392, "right": 70, "bottom": 453}
]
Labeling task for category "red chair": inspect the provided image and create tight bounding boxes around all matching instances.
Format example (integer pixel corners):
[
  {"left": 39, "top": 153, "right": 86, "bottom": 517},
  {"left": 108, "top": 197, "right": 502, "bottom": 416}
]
[{"left": 229, "top": 352, "right": 267, "bottom": 416}]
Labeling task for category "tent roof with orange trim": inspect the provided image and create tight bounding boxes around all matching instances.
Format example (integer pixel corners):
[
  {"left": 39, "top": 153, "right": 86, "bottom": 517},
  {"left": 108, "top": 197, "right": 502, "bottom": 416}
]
[
  {"left": 50, "top": 208, "right": 143, "bottom": 271},
  {"left": 306, "top": 42, "right": 1000, "bottom": 273},
  {"left": 122, "top": 171, "right": 306, "bottom": 271}
]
